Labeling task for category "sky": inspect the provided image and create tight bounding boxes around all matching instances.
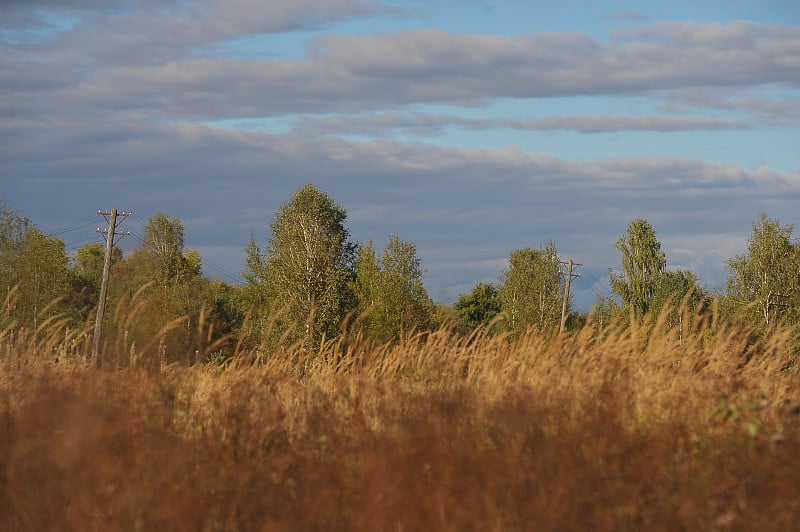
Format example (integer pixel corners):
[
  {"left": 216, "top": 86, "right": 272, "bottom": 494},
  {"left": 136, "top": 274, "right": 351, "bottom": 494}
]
[{"left": 2, "top": 0, "right": 799, "bottom": 310}]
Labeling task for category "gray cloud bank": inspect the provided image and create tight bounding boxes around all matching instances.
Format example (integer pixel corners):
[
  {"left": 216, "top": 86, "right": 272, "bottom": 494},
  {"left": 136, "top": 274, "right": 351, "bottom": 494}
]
[{"left": 4, "top": 119, "right": 797, "bottom": 306}]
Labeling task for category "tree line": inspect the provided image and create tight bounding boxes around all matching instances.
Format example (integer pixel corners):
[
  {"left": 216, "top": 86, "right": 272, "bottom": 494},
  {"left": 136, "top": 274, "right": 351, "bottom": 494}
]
[{"left": 1, "top": 188, "right": 798, "bottom": 363}]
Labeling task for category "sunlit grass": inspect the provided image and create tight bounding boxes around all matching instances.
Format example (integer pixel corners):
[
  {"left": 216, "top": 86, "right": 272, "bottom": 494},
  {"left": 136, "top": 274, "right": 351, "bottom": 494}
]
[{"left": 1, "top": 300, "right": 798, "bottom": 530}]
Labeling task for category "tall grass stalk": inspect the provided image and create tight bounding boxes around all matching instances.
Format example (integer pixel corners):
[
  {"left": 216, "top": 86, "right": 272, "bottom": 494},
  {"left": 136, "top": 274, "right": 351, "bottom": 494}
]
[{"left": 0, "top": 298, "right": 797, "bottom": 530}]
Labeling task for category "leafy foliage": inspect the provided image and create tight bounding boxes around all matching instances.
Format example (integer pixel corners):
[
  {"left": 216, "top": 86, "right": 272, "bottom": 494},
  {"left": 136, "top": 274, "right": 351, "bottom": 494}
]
[
  {"left": 725, "top": 213, "right": 800, "bottom": 327},
  {"left": 610, "top": 218, "right": 666, "bottom": 317},
  {"left": 98, "top": 213, "right": 233, "bottom": 364},
  {"left": 262, "top": 184, "right": 356, "bottom": 346},
  {"left": 0, "top": 203, "right": 70, "bottom": 326},
  {"left": 454, "top": 282, "right": 501, "bottom": 334},
  {"left": 590, "top": 294, "right": 619, "bottom": 330},
  {"left": 353, "top": 236, "right": 433, "bottom": 343},
  {"left": 498, "top": 242, "right": 563, "bottom": 336},
  {"left": 141, "top": 213, "right": 199, "bottom": 286},
  {"left": 66, "top": 242, "right": 123, "bottom": 321},
  {"left": 3, "top": 195, "right": 800, "bottom": 371},
  {"left": 650, "top": 269, "right": 707, "bottom": 329}
]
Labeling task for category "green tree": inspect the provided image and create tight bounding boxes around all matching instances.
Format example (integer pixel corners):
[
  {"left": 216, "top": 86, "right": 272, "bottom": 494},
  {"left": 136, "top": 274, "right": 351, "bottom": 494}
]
[
  {"left": 650, "top": 269, "right": 707, "bottom": 335},
  {"left": 380, "top": 235, "right": 432, "bottom": 335},
  {"left": 66, "top": 242, "right": 122, "bottom": 321},
  {"left": 725, "top": 213, "right": 800, "bottom": 327},
  {"left": 651, "top": 270, "right": 705, "bottom": 312},
  {"left": 498, "top": 242, "right": 563, "bottom": 336},
  {"left": 353, "top": 236, "right": 432, "bottom": 343},
  {"left": 454, "top": 282, "right": 501, "bottom": 334},
  {"left": 101, "top": 213, "right": 227, "bottom": 365},
  {"left": 0, "top": 203, "right": 69, "bottom": 326},
  {"left": 352, "top": 239, "right": 381, "bottom": 324},
  {"left": 263, "top": 184, "right": 356, "bottom": 346},
  {"left": 590, "top": 294, "right": 619, "bottom": 330},
  {"left": 142, "top": 213, "right": 196, "bottom": 286},
  {"left": 111, "top": 213, "right": 202, "bottom": 305},
  {"left": 610, "top": 218, "right": 666, "bottom": 317},
  {"left": 238, "top": 234, "right": 269, "bottom": 315},
  {"left": 0, "top": 203, "right": 29, "bottom": 292},
  {"left": 242, "top": 234, "right": 266, "bottom": 286},
  {"left": 17, "top": 229, "right": 70, "bottom": 324},
  {"left": 72, "top": 242, "right": 123, "bottom": 290}
]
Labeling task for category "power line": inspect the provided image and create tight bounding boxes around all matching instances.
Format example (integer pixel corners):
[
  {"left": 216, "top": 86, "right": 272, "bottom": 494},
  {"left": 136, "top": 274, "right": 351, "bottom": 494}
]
[
  {"left": 128, "top": 229, "right": 147, "bottom": 246},
  {"left": 64, "top": 235, "right": 102, "bottom": 249},
  {"left": 579, "top": 270, "right": 615, "bottom": 299},
  {"left": 575, "top": 278, "right": 609, "bottom": 304},
  {"left": 127, "top": 225, "right": 244, "bottom": 284},
  {"left": 202, "top": 257, "right": 245, "bottom": 284},
  {"left": 580, "top": 279, "right": 606, "bottom": 299},
  {"left": 133, "top": 213, "right": 149, "bottom": 226},
  {"left": 46, "top": 215, "right": 98, "bottom": 237}
]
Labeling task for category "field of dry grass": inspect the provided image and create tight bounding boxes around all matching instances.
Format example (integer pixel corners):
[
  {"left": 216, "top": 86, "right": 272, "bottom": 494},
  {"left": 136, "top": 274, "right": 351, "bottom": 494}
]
[{"left": 1, "top": 304, "right": 799, "bottom": 530}]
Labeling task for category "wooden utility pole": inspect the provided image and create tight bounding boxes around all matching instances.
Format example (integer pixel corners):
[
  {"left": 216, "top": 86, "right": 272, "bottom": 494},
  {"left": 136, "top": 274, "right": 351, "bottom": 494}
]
[
  {"left": 559, "top": 259, "right": 581, "bottom": 334},
  {"left": 93, "top": 209, "right": 131, "bottom": 367}
]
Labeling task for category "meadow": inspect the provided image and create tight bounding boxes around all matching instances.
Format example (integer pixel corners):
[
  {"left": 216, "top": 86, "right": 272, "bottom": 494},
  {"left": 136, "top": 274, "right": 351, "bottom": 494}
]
[{"left": 1, "top": 303, "right": 798, "bottom": 531}]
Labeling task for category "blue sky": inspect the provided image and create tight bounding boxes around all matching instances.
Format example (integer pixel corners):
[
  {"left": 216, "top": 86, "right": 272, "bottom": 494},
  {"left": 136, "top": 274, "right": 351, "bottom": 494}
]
[{"left": 2, "top": 0, "right": 799, "bottom": 309}]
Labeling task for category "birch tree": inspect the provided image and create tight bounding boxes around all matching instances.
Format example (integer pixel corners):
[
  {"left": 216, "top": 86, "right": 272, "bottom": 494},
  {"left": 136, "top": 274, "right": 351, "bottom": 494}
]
[
  {"left": 499, "top": 242, "right": 563, "bottom": 336},
  {"left": 0, "top": 203, "right": 69, "bottom": 325},
  {"left": 264, "top": 185, "right": 356, "bottom": 345},
  {"left": 610, "top": 218, "right": 666, "bottom": 317},
  {"left": 726, "top": 213, "right": 800, "bottom": 327},
  {"left": 353, "top": 235, "right": 432, "bottom": 343}
]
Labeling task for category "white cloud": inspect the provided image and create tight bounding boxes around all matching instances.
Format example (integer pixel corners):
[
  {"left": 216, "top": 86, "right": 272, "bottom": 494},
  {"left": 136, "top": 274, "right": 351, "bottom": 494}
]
[{"left": 6, "top": 18, "right": 798, "bottom": 119}]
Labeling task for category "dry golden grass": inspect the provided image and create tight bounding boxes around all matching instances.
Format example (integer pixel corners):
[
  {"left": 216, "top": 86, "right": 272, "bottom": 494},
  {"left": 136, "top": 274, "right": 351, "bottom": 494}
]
[{"left": 1, "top": 302, "right": 798, "bottom": 530}]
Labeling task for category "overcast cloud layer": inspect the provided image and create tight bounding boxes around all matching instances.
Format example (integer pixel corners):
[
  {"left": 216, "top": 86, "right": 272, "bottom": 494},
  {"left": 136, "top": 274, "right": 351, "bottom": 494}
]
[{"left": 2, "top": 0, "right": 799, "bottom": 308}]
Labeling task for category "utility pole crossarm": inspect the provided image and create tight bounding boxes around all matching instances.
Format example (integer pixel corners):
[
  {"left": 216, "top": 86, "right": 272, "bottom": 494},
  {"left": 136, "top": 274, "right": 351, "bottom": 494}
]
[{"left": 96, "top": 209, "right": 133, "bottom": 240}]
